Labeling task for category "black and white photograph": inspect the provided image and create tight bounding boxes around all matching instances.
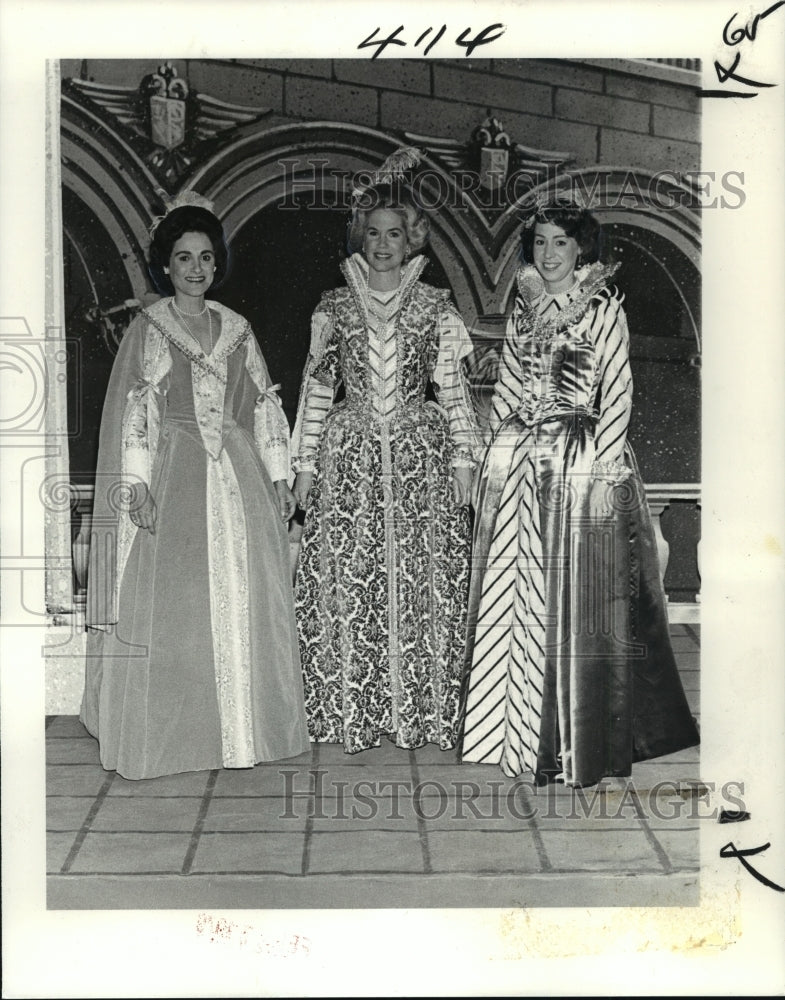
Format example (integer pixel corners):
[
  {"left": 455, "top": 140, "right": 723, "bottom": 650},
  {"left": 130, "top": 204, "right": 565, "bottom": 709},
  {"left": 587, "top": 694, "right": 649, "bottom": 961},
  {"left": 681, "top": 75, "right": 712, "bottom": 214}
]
[{"left": 2, "top": 1, "right": 784, "bottom": 997}]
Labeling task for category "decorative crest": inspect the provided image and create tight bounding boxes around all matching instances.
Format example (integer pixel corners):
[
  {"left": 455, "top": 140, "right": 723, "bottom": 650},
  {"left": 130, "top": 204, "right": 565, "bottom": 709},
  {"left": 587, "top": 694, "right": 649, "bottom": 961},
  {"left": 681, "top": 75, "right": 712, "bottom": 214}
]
[
  {"left": 405, "top": 117, "right": 574, "bottom": 211},
  {"left": 471, "top": 116, "right": 512, "bottom": 191},
  {"left": 63, "top": 67, "right": 273, "bottom": 192},
  {"left": 140, "top": 62, "right": 190, "bottom": 153}
]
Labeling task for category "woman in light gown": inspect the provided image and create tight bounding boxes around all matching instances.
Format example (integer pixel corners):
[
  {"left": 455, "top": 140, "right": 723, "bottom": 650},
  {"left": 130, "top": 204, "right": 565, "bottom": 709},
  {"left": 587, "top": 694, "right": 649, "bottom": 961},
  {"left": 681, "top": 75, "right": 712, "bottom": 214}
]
[
  {"left": 461, "top": 198, "right": 699, "bottom": 787},
  {"left": 81, "top": 198, "right": 309, "bottom": 779},
  {"left": 292, "top": 176, "right": 483, "bottom": 754}
]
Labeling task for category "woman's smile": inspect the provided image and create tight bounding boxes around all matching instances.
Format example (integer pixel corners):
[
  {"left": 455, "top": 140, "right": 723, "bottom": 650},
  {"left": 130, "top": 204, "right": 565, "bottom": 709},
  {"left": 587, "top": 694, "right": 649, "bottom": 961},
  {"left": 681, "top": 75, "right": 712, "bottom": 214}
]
[
  {"left": 167, "top": 231, "right": 216, "bottom": 302},
  {"left": 532, "top": 222, "right": 580, "bottom": 294},
  {"left": 364, "top": 208, "right": 409, "bottom": 284}
]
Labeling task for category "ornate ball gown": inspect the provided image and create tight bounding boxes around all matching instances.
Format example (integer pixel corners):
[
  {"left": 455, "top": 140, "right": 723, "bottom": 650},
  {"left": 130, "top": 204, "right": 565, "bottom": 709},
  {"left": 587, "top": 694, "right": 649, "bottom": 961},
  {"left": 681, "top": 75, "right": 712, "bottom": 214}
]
[
  {"left": 82, "top": 299, "right": 309, "bottom": 779},
  {"left": 293, "top": 254, "right": 482, "bottom": 753},
  {"left": 461, "top": 264, "right": 699, "bottom": 787}
]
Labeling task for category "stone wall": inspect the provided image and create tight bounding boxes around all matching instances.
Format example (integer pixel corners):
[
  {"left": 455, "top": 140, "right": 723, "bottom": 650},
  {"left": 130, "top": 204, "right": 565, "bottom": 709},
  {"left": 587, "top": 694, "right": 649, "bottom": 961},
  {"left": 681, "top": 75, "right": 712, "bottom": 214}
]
[
  {"left": 57, "top": 56, "right": 701, "bottom": 612},
  {"left": 60, "top": 57, "right": 700, "bottom": 173}
]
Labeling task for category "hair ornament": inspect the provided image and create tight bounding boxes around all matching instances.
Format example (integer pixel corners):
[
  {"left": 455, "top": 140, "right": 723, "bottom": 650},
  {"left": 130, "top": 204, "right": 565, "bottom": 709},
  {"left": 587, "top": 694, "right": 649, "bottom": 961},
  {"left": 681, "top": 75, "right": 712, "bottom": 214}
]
[
  {"left": 351, "top": 146, "right": 423, "bottom": 205},
  {"left": 149, "top": 187, "right": 217, "bottom": 237},
  {"left": 373, "top": 145, "right": 422, "bottom": 183},
  {"left": 520, "top": 184, "right": 589, "bottom": 230}
]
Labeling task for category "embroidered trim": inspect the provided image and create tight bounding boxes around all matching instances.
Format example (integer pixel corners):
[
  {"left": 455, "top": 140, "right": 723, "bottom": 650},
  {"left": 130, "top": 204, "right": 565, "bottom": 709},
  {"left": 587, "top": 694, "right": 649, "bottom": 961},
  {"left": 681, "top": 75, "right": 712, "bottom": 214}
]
[
  {"left": 591, "top": 459, "right": 630, "bottom": 483},
  {"left": 515, "top": 262, "right": 621, "bottom": 346},
  {"left": 141, "top": 301, "right": 251, "bottom": 383},
  {"left": 143, "top": 310, "right": 226, "bottom": 380},
  {"left": 206, "top": 450, "right": 255, "bottom": 767},
  {"left": 341, "top": 253, "right": 427, "bottom": 328}
]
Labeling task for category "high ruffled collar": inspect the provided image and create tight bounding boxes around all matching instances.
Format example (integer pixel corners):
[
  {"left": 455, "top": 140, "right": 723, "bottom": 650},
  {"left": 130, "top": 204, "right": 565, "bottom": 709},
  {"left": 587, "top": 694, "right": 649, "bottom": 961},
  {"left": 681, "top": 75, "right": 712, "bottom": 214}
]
[
  {"left": 341, "top": 252, "right": 427, "bottom": 303},
  {"left": 516, "top": 262, "right": 620, "bottom": 308},
  {"left": 514, "top": 261, "right": 622, "bottom": 342}
]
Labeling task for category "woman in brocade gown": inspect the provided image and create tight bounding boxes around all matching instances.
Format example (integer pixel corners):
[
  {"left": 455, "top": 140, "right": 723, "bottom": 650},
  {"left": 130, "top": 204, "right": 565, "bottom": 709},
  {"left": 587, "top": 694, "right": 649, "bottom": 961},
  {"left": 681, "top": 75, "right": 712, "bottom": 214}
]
[
  {"left": 81, "top": 200, "right": 309, "bottom": 779},
  {"left": 461, "top": 199, "right": 699, "bottom": 787},
  {"left": 292, "top": 180, "right": 483, "bottom": 754}
]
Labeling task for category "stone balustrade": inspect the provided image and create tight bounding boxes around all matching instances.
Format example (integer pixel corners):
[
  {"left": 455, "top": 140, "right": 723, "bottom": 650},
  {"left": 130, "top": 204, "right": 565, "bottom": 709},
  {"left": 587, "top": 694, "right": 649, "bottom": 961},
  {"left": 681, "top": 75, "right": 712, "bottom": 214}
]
[{"left": 64, "top": 481, "right": 701, "bottom": 625}]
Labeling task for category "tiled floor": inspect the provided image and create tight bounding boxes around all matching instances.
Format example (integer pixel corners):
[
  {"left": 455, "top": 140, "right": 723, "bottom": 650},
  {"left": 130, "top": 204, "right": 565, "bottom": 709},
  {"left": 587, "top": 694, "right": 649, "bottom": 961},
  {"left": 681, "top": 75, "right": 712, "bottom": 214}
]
[{"left": 46, "top": 625, "right": 701, "bottom": 910}]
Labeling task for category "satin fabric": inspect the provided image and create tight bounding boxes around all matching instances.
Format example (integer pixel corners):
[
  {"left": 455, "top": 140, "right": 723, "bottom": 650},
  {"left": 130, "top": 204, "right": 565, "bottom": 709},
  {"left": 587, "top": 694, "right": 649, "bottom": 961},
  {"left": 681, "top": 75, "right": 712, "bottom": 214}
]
[{"left": 461, "top": 278, "right": 699, "bottom": 787}]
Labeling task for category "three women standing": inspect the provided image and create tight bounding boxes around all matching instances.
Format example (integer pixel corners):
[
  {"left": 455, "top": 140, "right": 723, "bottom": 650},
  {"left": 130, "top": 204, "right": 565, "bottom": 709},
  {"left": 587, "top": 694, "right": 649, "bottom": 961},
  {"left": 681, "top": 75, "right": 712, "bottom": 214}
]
[{"left": 83, "top": 177, "right": 697, "bottom": 790}]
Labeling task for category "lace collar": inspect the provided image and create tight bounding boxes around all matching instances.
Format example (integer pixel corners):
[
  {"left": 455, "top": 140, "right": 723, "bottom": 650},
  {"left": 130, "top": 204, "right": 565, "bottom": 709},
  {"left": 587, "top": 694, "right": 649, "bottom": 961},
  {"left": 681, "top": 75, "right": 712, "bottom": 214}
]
[{"left": 515, "top": 262, "right": 621, "bottom": 342}]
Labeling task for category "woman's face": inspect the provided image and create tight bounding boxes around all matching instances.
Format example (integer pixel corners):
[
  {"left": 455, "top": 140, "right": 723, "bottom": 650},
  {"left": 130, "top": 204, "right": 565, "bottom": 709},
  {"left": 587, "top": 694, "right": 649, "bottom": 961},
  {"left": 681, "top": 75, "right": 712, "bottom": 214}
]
[
  {"left": 363, "top": 208, "right": 409, "bottom": 277},
  {"left": 166, "top": 231, "right": 216, "bottom": 300},
  {"left": 532, "top": 222, "right": 580, "bottom": 294}
]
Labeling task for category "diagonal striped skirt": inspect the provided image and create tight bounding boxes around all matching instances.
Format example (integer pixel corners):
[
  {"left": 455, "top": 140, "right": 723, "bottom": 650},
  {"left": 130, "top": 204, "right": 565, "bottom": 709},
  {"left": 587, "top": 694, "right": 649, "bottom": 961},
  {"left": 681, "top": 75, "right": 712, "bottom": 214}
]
[{"left": 461, "top": 420, "right": 546, "bottom": 778}]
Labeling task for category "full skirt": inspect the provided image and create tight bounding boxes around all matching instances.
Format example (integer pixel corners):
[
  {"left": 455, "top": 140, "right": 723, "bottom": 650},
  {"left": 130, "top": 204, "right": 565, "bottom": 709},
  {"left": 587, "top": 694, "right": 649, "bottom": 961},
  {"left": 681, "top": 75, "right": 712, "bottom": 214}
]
[
  {"left": 81, "top": 419, "right": 310, "bottom": 779},
  {"left": 461, "top": 411, "right": 699, "bottom": 786},
  {"left": 295, "top": 402, "right": 471, "bottom": 753}
]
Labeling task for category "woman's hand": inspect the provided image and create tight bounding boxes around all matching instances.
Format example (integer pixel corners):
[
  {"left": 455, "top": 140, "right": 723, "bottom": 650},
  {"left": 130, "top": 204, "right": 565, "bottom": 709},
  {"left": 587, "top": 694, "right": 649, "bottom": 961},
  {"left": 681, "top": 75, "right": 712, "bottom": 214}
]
[
  {"left": 588, "top": 477, "right": 615, "bottom": 520},
  {"left": 274, "top": 480, "right": 297, "bottom": 521},
  {"left": 129, "top": 483, "right": 157, "bottom": 533},
  {"left": 293, "top": 471, "right": 314, "bottom": 510},
  {"left": 452, "top": 466, "right": 474, "bottom": 507}
]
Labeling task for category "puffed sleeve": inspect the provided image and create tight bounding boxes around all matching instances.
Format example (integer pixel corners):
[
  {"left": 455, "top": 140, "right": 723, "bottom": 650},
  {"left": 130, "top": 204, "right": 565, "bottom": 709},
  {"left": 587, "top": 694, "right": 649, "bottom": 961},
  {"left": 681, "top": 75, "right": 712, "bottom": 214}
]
[
  {"left": 488, "top": 307, "right": 525, "bottom": 440},
  {"left": 431, "top": 305, "right": 483, "bottom": 467},
  {"left": 589, "top": 292, "right": 634, "bottom": 481},
  {"left": 291, "top": 300, "right": 341, "bottom": 474}
]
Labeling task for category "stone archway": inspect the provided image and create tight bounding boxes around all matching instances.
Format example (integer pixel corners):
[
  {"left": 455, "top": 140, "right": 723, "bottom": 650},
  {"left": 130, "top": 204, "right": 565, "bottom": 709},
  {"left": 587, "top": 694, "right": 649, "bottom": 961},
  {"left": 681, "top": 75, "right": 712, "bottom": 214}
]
[
  {"left": 55, "top": 105, "right": 702, "bottom": 615},
  {"left": 60, "top": 90, "right": 160, "bottom": 300}
]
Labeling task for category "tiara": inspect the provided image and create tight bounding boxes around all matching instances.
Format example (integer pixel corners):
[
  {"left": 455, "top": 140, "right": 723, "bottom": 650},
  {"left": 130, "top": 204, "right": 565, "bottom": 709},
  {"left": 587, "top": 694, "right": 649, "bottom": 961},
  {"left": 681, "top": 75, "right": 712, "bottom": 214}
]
[
  {"left": 520, "top": 186, "right": 588, "bottom": 229},
  {"left": 351, "top": 146, "right": 423, "bottom": 206},
  {"left": 149, "top": 188, "right": 217, "bottom": 237}
]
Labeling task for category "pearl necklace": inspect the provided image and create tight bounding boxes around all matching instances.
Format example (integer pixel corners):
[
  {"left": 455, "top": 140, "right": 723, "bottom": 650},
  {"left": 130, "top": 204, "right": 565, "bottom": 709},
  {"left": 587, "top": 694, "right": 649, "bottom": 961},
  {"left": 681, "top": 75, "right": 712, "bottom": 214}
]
[
  {"left": 172, "top": 299, "right": 208, "bottom": 317},
  {"left": 172, "top": 299, "right": 213, "bottom": 353}
]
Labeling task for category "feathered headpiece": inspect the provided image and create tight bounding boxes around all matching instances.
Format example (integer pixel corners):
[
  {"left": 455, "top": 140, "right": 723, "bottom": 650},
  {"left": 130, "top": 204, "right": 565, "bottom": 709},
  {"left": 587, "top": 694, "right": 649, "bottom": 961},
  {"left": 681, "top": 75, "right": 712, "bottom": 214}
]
[
  {"left": 351, "top": 146, "right": 422, "bottom": 206},
  {"left": 149, "top": 187, "right": 216, "bottom": 237}
]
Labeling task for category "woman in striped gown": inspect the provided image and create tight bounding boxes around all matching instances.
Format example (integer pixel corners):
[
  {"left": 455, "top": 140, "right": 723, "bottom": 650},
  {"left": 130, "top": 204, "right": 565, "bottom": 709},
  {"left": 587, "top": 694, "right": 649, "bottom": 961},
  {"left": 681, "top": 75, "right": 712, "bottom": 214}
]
[
  {"left": 292, "top": 181, "right": 482, "bottom": 754},
  {"left": 461, "top": 200, "right": 699, "bottom": 787}
]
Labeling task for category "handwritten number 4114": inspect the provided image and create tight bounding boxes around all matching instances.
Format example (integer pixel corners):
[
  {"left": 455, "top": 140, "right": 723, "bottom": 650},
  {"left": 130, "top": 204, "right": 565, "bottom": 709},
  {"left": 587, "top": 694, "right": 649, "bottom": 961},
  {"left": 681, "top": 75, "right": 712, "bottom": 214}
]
[{"left": 359, "top": 24, "right": 506, "bottom": 59}]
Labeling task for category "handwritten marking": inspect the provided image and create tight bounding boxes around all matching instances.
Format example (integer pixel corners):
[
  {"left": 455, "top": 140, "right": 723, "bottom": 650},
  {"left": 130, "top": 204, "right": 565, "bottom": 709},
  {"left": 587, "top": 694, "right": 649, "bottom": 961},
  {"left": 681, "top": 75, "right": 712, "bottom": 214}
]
[
  {"left": 719, "top": 841, "right": 785, "bottom": 892},
  {"left": 698, "top": 0, "right": 785, "bottom": 98},
  {"left": 723, "top": 0, "right": 785, "bottom": 43},
  {"left": 358, "top": 23, "right": 506, "bottom": 59},
  {"left": 718, "top": 808, "right": 751, "bottom": 823}
]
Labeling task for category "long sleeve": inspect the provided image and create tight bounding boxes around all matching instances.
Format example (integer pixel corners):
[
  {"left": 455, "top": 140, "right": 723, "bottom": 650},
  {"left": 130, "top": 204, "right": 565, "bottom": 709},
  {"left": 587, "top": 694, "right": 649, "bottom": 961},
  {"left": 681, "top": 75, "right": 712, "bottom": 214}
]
[
  {"left": 432, "top": 308, "right": 483, "bottom": 467},
  {"left": 488, "top": 309, "right": 524, "bottom": 440},
  {"left": 117, "top": 315, "right": 169, "bottom": 491},
  {"left": 248, "top": 339, "right": 291, "bottom": 484},
  {"left": 292, "top": 306, "right": 341, "bottom": 474},
  {"left": 590, "top": 293, "right": 633, "bottom": 478},
  {"left": 122, "top": 363, "right": 155, "bottom": 486}
]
